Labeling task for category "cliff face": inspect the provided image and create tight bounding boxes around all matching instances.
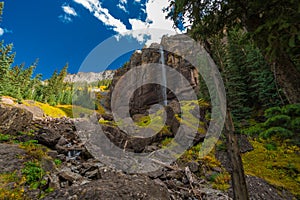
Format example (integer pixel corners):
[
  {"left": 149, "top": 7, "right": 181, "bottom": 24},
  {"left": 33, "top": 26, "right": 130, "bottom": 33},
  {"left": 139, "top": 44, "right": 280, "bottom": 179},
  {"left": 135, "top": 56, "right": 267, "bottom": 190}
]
[
  {"left": 108, "top": 34, "right": 200, "bottom": 115},
  {"left": 64, "top": 70, "right": 115, "bottom": 83}
]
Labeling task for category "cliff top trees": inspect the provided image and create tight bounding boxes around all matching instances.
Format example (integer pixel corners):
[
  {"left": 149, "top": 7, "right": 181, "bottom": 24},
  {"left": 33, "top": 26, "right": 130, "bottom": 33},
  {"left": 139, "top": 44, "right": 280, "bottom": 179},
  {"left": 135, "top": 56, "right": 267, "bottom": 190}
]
[{"left": 167, "top": 0, "right": 300, "bottom": 103}]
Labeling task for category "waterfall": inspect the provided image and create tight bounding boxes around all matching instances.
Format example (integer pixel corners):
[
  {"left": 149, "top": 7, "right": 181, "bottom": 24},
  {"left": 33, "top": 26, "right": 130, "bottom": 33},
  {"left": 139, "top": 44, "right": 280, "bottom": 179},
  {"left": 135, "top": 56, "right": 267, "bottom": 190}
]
[{"left": 159, "top": 45, "right": 167, "bottom": 106}]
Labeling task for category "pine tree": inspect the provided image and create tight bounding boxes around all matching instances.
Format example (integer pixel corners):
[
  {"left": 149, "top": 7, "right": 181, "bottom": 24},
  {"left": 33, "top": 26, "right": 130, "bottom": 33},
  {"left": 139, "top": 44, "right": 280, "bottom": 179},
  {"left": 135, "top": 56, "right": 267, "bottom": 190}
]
[
  {"left": 0, "top": 42, "right": 15, "bottom": 96},
  {"left": 224, "top": 30, "right": 252, "bottom": 120}
]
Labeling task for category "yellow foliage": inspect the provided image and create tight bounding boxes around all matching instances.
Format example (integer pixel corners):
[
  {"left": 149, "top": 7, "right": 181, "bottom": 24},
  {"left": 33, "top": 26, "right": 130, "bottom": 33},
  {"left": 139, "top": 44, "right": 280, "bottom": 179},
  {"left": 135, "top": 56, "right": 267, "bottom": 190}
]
[
  {"left": 19, "top": 141, "right": 47, "bottom": 160},
  {"left": 100, "top": 85, "right": 108, "bottom": 91},
  {"left": 242, "top": 140, "right": 300, "bottom": 197},
  {"left": 22, "top": 100, "right": 100, "bottom": 118},
  {"left": 55, "top": 104, "right": 95, "bottom": 118},
  {"left": 212, "top": 172, "right": 231, "bottom": 191},
  {"left": 22, "top": 100, "right": 66, "bottom": 118},
  {"left": 0, "top": 172, "right": 26, "bottom": 200},
  {"left": 202, "top": 154, "right": 222, "bottom": 168}
]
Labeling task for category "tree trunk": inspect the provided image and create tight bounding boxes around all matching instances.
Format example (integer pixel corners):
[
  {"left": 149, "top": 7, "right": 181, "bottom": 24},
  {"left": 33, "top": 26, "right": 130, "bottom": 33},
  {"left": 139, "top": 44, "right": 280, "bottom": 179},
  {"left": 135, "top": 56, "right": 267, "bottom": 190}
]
[
  {"left": 273, "top": 53, "right": 300, "bottom": 104},
  {"left": 225, "top": 110, "right": 249, "bottom": 200}
]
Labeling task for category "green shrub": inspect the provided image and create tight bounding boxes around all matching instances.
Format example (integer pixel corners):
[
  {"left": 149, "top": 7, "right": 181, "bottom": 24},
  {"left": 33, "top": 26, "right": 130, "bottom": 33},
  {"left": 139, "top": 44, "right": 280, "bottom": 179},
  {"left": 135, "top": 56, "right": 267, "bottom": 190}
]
[
  {"left": 22, "top": 161, "right": 45, "bottom": 189},
  {"left": 264, "top": 142, "right": 277, "bottom": 150},
  {"left": 264, "top": 106, "right": 282, "bottom": 118},
  {"left": 291, "top": 117, "right": 300, "bottom": 132},
  {"left": 282, "top": 104, "right": 300, "bottom": 117},
  {"left": 241, "top": 124, "right": 264, "bottom": 136},
  {"left": 242, "top": 104, "right": 300, "bottom": 145},
  {"left": 161, "top": 137, "right": 173, "bottom": 148},
  {"left": 260, "top": 127, "right": 293, "bottom": 139},
  {"left": 54, "top": 159, "right": 62, "bottom": 166},
  {"left": 0, "top": 133, "right": 11, "bottom": 142},
  {"left": 264, "top": 114, "right": 291, "bottom": 127}
]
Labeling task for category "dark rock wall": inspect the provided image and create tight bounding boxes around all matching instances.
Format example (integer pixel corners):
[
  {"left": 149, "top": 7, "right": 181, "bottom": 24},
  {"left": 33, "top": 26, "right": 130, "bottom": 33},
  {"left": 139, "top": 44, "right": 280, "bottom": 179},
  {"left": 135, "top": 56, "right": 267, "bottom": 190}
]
[{"left": 107, "top": 36, "right": 200, "bottom": 116}]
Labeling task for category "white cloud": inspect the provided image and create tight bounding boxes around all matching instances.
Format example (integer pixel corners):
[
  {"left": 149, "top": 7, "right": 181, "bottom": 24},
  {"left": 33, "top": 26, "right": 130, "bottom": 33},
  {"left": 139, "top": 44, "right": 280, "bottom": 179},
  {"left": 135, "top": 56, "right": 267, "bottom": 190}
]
[
  {"left": 73, "top": 0, "right": 93, "bottom": 12},
  {"left": 117, "top": 3, "right": 128, "bottom": 13},
  {"left": 62, "top": 5, "right": 78, "bottom": 16},
  {"left": 59, "top": 4, "right": 78, "bottom": 23},
  {"left": 126, "top": 0, "right": 179, "bottom": 45},
  {"left": 73, "top": 0, "right": 127, "bottom": 33},
  {"left": 0, "top": 28, "right": 4, "bottom": 36},
  {"left": 117, "top": 0, "right": 128, "bottom": 13},
  {"left": 72, "top": 0, "right": 181, "bottom": 45}
]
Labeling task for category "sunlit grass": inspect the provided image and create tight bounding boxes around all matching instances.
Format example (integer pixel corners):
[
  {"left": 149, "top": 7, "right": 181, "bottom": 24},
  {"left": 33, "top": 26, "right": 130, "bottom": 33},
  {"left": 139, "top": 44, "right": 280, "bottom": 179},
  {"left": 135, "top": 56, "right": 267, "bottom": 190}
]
[{"left": 242, "top": 139, "right": 300, "bottom": 197}]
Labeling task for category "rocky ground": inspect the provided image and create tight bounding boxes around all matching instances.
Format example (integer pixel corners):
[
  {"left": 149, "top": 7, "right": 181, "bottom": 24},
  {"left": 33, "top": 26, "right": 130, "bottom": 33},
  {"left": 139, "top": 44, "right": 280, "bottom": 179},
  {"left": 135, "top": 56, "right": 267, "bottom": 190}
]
[{"left": 0, "top": 100, "right": 296, "bottom": 200}]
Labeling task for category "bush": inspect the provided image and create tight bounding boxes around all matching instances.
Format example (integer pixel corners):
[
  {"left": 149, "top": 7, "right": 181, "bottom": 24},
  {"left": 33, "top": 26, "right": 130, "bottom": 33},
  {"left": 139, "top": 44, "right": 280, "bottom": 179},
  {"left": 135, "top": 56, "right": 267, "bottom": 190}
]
[
  {"left": 291, "top": 117, "right": 300, "bottom": 132},
  {"left": 260, "top": 127, "right": 293, "bottom": 139},
  {"left": 264, "top": 106, "right": 282, "bottom": 118},
  {"left": 22, "top": 161, "right": 45, "bottom": 189},
  {"left": 242, "top": 104, "right": 300, "bottom": 145},
  {"left": 241, "top": 124, "right": 264, "bottom": 136},
  {"left": 0, "top": 133, "right": 11, "bottom": 142},
  {"left": 264, "top": 114, "right": 291, "bottom": 127},
  {"left": 264, "top": 142, "right": 277, "bottom": 150},
  {"left": 282, "top": 104, "right": 300, "bottom": 117}
]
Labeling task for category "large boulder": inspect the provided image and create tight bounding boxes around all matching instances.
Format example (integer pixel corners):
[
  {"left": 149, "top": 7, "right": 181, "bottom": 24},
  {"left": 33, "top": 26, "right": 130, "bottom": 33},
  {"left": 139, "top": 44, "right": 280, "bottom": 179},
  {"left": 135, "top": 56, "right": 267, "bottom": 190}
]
[
  {"left": 0, "top": 104, "right": 33, "bottom": 134},
  {"left": 0, "top": 143, "right": 26, "bottom": 173}
]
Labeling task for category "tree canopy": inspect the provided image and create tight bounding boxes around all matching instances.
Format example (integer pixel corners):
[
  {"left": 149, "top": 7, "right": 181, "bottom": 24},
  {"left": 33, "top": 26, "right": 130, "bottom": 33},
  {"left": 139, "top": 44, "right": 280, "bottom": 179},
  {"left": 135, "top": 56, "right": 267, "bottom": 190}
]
[{"left": 167, "top": 0, "right": 300, "bottom": 103}]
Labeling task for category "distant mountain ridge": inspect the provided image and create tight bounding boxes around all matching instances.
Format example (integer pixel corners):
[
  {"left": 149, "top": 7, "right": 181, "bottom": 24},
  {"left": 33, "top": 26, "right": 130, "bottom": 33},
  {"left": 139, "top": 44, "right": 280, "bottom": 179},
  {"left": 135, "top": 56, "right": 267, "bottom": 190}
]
[{"left": 64, "top": 70, "right": 115, "bottom": 83}]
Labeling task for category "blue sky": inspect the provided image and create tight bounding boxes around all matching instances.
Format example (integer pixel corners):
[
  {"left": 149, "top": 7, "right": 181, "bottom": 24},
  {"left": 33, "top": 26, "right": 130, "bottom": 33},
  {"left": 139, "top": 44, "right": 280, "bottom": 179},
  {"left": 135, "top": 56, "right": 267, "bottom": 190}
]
[{"left": 0, "top": 0, "right": 179, "bottom": 79}]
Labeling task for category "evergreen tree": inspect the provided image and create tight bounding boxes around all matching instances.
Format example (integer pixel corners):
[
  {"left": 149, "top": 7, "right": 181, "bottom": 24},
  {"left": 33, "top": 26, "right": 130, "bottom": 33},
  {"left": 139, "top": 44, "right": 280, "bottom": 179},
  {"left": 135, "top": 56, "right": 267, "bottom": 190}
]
[{"left": 0, "top": 42, "right": 15, "bottom": 96}]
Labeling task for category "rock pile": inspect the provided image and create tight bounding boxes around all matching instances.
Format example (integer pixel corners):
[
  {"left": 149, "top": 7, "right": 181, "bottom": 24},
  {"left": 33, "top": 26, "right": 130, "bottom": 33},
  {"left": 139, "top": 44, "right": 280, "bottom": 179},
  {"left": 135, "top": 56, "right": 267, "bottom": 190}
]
[{"left": 0, "top": 100, "right": 295, "bottom": 199}]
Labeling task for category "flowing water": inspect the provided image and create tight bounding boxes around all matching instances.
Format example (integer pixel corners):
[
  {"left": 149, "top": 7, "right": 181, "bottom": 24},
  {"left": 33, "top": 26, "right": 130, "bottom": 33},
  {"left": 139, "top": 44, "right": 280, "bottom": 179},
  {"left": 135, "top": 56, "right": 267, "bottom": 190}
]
[{"left": 159, "top": 45, "right": 167, "bottom": 106}]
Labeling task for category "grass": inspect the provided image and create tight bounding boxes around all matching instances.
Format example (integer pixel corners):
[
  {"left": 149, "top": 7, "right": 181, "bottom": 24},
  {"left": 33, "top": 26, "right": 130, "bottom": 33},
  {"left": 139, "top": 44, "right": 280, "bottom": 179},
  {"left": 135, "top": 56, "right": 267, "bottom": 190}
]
[
  {"left": 22, "top": 100, "right": 98, "bottom": 118},
  {"left": 55, "top": 104, "right": 95, "bottom": 118},
  {"left": 132, "top": 109, "right": 172, "bottom": 135},
  {"left": 0, "top": 172, "right": 27, "bottom": 200},
  {"left": 22, "top": 100, "right": 66, "bottom": 118},
  {"left": 0, "top": 139, "right": 55, "bottom": 199},
  {"left": 242, "top": 139, "right": 300, "bottom": 197},
  {"left": 22, "top": 161, "right": 45, "bottom": 189},
  {"left": 210, "top": 172, "right": 231, "bottom": 191},
  {"left": 19, "top": 140, "right": 47, "bottom": 160},
  {"left": 0, "top": 133, "right": 12, "bottom": 142}
]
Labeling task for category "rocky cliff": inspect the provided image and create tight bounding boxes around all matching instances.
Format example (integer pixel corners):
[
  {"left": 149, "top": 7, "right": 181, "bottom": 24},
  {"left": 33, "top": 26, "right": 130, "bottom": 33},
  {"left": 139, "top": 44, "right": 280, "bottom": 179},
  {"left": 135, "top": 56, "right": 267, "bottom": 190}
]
[
  {"left": 64, "top": 70, "right": 115, "bottom": 83},
  {"left": 108, "top": 34, "right": 200, "bottom": 116}
]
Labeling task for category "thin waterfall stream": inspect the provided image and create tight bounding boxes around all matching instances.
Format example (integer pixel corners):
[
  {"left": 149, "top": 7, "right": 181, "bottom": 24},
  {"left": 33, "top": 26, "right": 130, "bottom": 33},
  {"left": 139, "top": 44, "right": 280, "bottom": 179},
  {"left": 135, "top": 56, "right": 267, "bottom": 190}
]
[{"left": 159, "top": 45, "right": 167, "bottom": 106}]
